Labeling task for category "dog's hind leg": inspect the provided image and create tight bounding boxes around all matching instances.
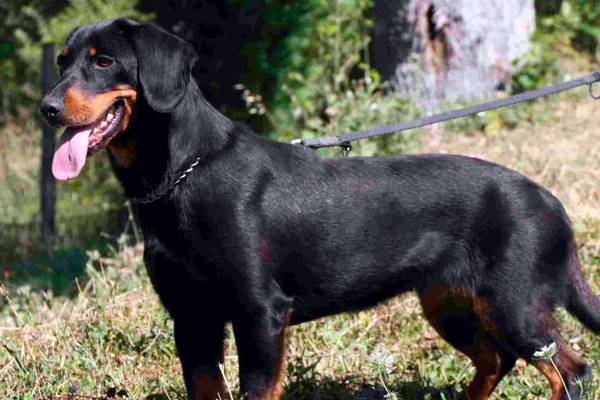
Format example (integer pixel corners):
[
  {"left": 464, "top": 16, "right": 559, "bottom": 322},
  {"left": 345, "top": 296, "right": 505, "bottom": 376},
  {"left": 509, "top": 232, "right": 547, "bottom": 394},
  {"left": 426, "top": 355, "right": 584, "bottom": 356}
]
[
  {"left": 483, "top": 298, "right": 592, "bottom": 400},
  {"left": 461, "top": 341, "right": 516, "bottom": 400},
  {"left": 530, "top": 313, "right": 593, "bottom": 400},
  {"left": 419, "top": 285, "right": 517, "bottom": 400}
]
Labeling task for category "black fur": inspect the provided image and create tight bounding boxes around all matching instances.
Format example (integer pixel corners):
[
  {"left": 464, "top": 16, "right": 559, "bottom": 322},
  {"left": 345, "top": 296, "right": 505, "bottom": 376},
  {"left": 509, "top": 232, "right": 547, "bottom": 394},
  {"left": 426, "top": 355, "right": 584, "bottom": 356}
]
[{"left": 41, "top": 19, "right": 600, "bottom": 400}]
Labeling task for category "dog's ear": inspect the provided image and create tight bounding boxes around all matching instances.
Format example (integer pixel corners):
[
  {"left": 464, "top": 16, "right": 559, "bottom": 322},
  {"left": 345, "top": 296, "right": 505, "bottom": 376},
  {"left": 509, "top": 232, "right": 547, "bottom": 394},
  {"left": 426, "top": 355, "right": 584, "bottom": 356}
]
[{"left": 125, "top": 22, "right": 198, "bottom": 113}]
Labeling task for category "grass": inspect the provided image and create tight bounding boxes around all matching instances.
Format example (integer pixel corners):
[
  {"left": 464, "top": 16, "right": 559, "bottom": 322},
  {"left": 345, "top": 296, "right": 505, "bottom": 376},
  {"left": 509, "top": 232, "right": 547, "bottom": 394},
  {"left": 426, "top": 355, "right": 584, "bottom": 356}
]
[{"left": 1, "top": 91, "right": 600, "bottom": 399}]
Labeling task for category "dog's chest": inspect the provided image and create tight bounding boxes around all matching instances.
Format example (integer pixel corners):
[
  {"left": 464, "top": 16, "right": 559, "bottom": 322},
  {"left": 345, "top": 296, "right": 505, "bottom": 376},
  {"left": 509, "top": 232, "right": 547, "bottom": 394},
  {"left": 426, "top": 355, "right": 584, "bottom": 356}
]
[{"left": 139, "top": 204, "right": 228, "bottom": 278}]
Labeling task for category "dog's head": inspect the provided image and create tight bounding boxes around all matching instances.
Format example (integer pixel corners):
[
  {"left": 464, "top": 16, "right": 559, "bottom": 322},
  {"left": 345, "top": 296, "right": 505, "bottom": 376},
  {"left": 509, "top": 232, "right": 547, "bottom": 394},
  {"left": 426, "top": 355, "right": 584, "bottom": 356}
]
[{"left": 40, "top": 19, "right": 198, "bottom": 180}]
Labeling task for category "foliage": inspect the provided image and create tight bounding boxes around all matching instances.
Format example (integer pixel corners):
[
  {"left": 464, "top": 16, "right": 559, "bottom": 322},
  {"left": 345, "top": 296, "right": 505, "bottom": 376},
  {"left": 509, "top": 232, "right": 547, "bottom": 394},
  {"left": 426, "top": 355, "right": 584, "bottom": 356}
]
[
  {"left": 511, "top": 0, "right": 600, "bottom": 94},
  {"left": 40, "top": 0, "right": 152, "bottom": 43},
  {"left": 0, "top": 0, "right": 53, "bottom": 114},
  {"left": 238, "top": 0, "right": 420, "bottom": 157},
  {"left": 232, "top": 1, "right": 319, "bottom": 127},
  {"left": 558, "top": 0, "right": 600, "bottom": 53}
]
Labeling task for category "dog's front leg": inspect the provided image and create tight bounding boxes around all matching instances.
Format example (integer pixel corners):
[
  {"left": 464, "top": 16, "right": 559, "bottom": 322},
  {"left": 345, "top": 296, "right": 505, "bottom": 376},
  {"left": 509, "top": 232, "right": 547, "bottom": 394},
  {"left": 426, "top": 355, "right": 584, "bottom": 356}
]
[
  {"left": 232, "top": 293, "right": 292, "bottom": 400},
  {"left": 174, "top": 315, "right": 226, "bottom": 400}
]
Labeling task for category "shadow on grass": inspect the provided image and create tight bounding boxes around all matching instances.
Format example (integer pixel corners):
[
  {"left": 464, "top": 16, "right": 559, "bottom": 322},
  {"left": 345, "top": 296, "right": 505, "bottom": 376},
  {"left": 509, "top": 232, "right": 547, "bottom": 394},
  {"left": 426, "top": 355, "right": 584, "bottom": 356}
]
[
  {"left": 145, "top": 394, "right": 172, "bottom": 400},
  {"left": 283, "top": 375, "right": 464, "bottom": 400},
  {"left": 143, "top": 380, "right": 463, "bottom": 400},
  {"left": 2, "top": 241, "right": 105, "bottom": 295},
  {"left": 0, "top": 207, "right": 129, "bottom": 296}
]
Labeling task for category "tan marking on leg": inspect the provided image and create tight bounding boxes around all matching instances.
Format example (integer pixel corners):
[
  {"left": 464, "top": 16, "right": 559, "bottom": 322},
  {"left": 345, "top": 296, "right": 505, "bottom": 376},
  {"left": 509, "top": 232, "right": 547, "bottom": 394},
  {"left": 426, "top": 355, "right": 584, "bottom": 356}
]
[
  {"left": 556, "top": 340, "right": 588, "bottom": 376},
  {"left": 534, "top": 361, "right": 565, "bottom": 400},
  {"left": 462, "top": 341, "right": 503, "bottom": 400},
  {"left": 419, "top": 285, "right": 508, "bottom": 400},
  {"left": 192, "top": 343, "right": 226, "bottom": 400},
  {"left": 260, "top": 312, "right": 291, "bottom": 400},
  {"left": 529, "top": 311, "right": 589, "bottom": 399},
  {"left": 533, "top": 314, "right": 591, "bottom": 399},
  {"left": 470, "top": 293, "right": 501, "bottom": 339},
  {"left": 192, "top": 373, "right": 226, "bottom": 400}
]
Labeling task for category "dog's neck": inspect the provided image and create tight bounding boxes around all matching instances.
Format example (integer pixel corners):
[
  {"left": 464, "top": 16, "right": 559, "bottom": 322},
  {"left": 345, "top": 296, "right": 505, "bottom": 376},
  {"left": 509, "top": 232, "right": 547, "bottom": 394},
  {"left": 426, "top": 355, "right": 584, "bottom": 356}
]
[{"left": 108, "top": 80, "right": 234, "bottom": 200}]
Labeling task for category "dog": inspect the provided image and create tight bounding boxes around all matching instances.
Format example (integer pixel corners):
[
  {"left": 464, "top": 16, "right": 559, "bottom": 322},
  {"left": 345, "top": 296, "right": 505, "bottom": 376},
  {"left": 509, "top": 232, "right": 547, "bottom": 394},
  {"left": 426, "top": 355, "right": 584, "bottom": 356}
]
[{"left": 40, "top": 19, "right": 600, "bottom": 400}]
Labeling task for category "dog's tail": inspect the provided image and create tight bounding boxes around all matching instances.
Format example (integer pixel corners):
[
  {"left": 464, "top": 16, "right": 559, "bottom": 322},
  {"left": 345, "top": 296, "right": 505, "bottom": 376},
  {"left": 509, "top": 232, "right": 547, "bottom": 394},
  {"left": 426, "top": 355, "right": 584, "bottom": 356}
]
[{"left": 566, "top": 246, "right": 600, "bottom": 334}]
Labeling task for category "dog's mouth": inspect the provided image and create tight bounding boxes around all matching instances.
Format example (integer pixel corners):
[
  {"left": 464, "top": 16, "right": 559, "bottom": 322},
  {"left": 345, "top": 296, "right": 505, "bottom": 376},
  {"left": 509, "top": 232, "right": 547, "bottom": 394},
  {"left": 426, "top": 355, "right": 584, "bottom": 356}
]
[{"left": 52, "top": 100, "right": 126, "bottom": 181}]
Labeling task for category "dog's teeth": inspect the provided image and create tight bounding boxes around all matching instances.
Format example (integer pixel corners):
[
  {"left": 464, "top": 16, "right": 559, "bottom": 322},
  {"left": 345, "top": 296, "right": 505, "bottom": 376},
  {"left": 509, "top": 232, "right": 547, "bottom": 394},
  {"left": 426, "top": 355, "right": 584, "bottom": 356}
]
[
  {"left": 107, "top": 113, "right": 114, "bottom": 122},
  {"left": 100, "top": 121, "right": 108, "bottom": 129}
]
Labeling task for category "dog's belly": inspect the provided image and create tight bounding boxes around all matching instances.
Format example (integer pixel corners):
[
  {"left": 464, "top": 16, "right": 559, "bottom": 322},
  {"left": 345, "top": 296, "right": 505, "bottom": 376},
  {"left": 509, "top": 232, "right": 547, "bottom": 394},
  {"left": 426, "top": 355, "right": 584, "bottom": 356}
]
[{"left": 283, "top": 230, "right": 458, "bottom": 324}]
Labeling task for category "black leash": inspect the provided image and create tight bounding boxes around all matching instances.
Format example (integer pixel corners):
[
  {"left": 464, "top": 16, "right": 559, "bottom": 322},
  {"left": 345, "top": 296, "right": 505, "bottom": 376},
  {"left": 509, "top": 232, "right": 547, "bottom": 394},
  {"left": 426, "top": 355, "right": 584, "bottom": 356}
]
[
  {"left": 132, "top": 70, "right": 600, "bottom": 204},
  {"left": 294, "top": 70, "right": 600, "bottom": 152}
]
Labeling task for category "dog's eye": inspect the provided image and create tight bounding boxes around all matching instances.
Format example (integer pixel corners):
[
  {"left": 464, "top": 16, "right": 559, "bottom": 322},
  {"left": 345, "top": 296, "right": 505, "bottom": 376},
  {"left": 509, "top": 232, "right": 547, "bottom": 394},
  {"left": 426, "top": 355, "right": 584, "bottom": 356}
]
[{"left": 96, "top": 56, "right": 113, "bottom": 68}]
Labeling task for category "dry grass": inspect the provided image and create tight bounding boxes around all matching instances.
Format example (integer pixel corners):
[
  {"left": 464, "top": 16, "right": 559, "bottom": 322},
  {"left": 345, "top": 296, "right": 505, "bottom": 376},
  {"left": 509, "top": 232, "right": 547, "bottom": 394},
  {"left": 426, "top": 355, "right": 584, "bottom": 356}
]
[{"left": 0, "top": 111, "right": 40, "bottom": 185}]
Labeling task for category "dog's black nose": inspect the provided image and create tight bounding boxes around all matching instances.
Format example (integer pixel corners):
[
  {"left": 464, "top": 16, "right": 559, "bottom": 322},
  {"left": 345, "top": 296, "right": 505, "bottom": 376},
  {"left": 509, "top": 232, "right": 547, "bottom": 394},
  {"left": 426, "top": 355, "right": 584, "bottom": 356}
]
[{"left": 40, "top": 96, "right": 64, "bottom": 122}]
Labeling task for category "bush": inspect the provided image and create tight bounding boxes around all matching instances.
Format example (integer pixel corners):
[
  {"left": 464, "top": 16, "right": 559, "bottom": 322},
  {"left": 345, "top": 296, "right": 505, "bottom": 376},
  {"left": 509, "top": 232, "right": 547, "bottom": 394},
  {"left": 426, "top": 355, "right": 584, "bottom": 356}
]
[
  {"left": 238, "top": 0, "right": 420, "bottom": 157},
  {"left": 512, "top": 0, "right": 600, "bottom": 94}
]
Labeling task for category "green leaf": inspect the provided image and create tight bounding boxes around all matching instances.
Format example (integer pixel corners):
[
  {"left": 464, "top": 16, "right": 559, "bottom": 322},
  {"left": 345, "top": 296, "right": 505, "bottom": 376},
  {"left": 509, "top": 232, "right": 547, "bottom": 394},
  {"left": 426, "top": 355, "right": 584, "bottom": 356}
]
[
  {"left": 0, "top": 40, "right": 15, "bottom": 60},
  {"left": 579, "top": 21, "right": 600, "bottom": 38}
]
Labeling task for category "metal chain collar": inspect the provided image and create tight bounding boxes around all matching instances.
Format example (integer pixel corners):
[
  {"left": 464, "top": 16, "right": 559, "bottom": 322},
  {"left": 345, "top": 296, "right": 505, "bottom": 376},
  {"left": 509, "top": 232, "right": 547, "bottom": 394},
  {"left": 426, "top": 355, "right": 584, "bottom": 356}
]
[{"left": 132, "top": 157, "right": 202, "bottom": 204}]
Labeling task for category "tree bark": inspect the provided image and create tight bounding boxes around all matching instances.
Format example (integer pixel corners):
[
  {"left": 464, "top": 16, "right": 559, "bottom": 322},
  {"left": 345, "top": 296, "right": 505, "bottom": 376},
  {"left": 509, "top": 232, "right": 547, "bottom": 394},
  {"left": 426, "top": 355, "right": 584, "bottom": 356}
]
[{"left": 373, "top": 0, "right": 536, "bottom": 112}]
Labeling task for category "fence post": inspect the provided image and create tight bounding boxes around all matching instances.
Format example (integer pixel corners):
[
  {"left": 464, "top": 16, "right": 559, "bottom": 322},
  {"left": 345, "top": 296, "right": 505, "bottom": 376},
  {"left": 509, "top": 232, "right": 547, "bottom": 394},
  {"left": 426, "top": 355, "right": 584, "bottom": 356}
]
[{"left": 41, "top": 44, "right": 57, "bottom": 253}]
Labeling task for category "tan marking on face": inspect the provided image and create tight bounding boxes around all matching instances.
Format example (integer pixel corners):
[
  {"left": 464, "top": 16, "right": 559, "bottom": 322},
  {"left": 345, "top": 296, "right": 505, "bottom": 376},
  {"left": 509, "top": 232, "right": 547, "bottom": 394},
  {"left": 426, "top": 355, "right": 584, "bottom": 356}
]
[
  {"left": 107, "top": 89, "right": 137, "bottom": 167},
  {"left": 108, "top": 140, "right": 137, "bottom": 168},
  {"left": 62, "top": 83, "right": 137, "bottom": 126},
  {"left": 87, "top": 47, "right": 97, "bottom": 57},
  {"left": 60, "top": 47, "right": 69, "bottom": 57}
]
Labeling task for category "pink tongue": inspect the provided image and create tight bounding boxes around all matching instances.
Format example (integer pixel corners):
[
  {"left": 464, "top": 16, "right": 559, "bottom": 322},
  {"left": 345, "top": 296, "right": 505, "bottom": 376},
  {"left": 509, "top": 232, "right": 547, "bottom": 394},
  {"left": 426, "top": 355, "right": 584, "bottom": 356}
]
[{"left": 52, "top": 126, "right": 92, "bottom": 180}]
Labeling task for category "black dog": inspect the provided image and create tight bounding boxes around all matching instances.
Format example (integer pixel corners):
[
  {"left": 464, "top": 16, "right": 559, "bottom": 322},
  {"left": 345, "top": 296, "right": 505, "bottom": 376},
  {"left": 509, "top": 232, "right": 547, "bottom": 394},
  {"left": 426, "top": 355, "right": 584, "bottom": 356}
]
[{"left": 40, "top": 19, "right": 600, "bottom": 400}]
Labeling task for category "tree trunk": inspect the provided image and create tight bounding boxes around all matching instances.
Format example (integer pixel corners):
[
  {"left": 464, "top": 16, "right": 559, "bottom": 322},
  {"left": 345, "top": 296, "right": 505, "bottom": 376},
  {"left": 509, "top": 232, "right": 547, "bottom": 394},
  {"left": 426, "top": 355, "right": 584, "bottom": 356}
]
[
  {"left": 373, "top": 0, "right": 536, "bottom": 112},
  {"left": 40, "top": 44, "right": 56, "bottom": 254}
]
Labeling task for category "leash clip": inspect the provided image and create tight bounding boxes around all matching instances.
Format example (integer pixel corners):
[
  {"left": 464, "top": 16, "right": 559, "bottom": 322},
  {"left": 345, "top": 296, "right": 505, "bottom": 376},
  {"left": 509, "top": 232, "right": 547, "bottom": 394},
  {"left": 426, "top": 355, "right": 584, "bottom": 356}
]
[
  {"left": 340, "top": 141, "right": 352, "bottom": 157},
  {"left": 589, "top": 81, "right": 600, "bottom": 100}
]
